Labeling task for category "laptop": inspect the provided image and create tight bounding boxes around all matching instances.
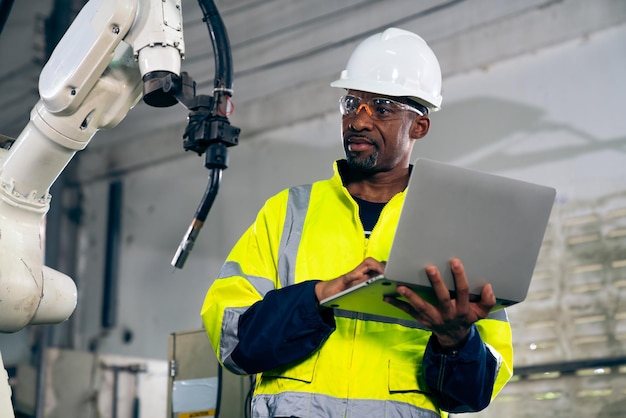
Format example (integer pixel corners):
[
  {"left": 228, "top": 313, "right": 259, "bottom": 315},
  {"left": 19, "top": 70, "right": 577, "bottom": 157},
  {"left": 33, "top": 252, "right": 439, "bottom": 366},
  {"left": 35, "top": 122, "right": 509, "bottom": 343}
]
[{"left": 320, "top": 158, "right": 556, "bottom": 320}]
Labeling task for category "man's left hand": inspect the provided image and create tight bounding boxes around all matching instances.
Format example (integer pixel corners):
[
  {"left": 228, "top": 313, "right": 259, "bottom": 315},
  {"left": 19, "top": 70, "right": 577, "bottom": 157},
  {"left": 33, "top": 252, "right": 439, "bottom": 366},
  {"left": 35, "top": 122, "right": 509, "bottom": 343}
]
[{"left": 384, "top": 258, "right": 496, "bottom": 349}]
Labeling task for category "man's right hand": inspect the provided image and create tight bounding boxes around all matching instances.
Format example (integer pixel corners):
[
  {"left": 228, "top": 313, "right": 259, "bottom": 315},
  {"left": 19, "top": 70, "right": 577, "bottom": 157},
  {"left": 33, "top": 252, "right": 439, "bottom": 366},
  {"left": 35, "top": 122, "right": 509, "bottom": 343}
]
[{"left": 315, "top": 257, "right": 385, "bottom": 303}]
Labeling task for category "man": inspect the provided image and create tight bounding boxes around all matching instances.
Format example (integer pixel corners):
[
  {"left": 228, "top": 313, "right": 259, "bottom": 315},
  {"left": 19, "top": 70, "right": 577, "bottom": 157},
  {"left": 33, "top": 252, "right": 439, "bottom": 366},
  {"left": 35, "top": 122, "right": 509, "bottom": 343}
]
[{"left": 201, "top": 28, "right": 513, "bottom": 418}]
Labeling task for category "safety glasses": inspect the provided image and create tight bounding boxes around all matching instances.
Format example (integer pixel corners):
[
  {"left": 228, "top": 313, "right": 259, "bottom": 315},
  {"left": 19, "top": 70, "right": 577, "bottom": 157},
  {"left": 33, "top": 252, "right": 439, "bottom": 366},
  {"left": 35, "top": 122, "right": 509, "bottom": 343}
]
[{"left": 339, "top": 95, "right": 424, "bottom": 120}]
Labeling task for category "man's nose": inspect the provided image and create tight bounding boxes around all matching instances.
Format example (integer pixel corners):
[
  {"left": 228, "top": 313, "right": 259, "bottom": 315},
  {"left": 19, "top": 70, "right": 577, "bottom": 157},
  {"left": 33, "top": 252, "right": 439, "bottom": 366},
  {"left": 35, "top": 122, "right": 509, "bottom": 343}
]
[{"left": 350, "top": 104, "right": 375, "bottom": 131}]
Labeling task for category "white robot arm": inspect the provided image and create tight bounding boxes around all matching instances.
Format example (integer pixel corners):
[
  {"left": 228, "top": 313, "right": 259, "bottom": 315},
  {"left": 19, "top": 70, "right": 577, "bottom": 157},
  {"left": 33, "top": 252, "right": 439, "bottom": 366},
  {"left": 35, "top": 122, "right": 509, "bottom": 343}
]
[{"left": 0, "top": 0, "right": 185, "bottom": 333}]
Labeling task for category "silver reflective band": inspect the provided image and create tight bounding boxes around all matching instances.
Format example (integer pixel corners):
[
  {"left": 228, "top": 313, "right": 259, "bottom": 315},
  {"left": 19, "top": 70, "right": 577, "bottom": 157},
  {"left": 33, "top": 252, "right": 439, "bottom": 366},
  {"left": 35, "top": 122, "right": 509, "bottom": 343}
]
[
  {"left": 252, "top": 392, "right": 441, "bottom": 418},
  {"left": 278, "top": 184, "right": 312, "bottom": 288}
]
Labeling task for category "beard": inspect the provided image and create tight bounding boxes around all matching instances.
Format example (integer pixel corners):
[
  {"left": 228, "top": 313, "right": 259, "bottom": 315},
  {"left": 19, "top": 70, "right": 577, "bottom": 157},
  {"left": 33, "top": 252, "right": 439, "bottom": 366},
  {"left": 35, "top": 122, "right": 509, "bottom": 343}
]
[{"left": 345, "top": 150, "right": 379, "bottom": 173}]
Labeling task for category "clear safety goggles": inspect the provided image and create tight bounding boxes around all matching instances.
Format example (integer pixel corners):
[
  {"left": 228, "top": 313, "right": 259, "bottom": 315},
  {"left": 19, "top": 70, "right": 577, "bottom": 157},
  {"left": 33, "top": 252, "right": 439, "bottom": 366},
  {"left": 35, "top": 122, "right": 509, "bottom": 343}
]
[{"left": 339, "top": 95, "right": 425, "bottom": 120}]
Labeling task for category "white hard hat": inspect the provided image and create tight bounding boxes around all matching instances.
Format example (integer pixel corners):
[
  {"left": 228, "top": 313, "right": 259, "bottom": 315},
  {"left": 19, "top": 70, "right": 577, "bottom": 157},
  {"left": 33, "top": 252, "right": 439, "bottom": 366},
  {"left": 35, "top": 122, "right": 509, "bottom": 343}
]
[{"left": 331, "top": 28, "right": 443, "bottom": 111}]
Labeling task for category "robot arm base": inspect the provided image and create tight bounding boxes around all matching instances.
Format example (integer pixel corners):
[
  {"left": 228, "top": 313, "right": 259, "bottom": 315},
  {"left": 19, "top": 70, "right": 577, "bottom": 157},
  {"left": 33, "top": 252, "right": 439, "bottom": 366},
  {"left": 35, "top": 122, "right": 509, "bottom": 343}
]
[
  {"left": 0, "top": 201, "right": 77, "bottom": 333},
  {"left": 30, "top": 266, "right": 78, "bottom": 326}
]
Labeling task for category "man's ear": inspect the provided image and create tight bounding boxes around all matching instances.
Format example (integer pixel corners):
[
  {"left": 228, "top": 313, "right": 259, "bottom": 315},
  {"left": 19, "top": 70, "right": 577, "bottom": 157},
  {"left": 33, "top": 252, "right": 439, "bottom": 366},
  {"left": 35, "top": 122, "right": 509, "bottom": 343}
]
[{"left": 410, "top": 115, "right": 430, "bottom": 139}]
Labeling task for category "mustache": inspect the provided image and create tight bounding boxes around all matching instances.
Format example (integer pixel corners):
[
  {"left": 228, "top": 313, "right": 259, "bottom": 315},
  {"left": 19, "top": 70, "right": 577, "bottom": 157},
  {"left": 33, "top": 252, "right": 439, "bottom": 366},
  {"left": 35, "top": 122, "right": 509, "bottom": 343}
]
[{"left": 344, "top": 132, "right": 378, "bottom": 144}]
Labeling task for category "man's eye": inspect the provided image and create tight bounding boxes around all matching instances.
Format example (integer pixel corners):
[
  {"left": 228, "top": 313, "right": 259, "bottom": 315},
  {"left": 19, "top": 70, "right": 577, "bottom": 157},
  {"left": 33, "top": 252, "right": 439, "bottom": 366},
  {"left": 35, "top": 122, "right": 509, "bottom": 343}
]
[
  {"left": 345, "top": 98, "right": 359, "bottom": 110},
  {"left": 374, "top": 105, "right": 393, "bottom": 115}
]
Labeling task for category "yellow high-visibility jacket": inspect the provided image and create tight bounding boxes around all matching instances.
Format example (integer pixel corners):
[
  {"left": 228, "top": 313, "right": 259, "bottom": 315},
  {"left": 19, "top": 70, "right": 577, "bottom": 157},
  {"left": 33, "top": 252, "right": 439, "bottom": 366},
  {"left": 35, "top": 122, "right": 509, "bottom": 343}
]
[{"left": 202, "top": 160, "right": 514, "bottom": 418}]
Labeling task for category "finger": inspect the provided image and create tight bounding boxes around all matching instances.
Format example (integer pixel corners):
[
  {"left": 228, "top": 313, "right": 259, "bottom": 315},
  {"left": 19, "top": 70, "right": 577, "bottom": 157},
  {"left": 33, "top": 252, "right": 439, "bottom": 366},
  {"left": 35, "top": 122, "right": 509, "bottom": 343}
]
[
  {"left": 384, "top": 289, "right": 434, "bottom": 326},
  {"left": 383, "top": 295, "right": 415, "bottom": 316},
  {"left": 450, "top": 258, "right": 470, "bottom": 314},
  {"left": 474, "top": 283, "right": 496, "bottom": 316},
  {"left": 396, "top": 286, "right": 432, "bottom": 312},
  {"left": 361, "top": 257, "right": 385, "bottom": 276},
  {"left": 392, "top": 286, "right": 449, "bottom": 330},
  {"left": 425, "top": 266, "right": 453, "bottom": 308},
  {"left": 343, "top": 258, "right": 385, "bottom": 287}
]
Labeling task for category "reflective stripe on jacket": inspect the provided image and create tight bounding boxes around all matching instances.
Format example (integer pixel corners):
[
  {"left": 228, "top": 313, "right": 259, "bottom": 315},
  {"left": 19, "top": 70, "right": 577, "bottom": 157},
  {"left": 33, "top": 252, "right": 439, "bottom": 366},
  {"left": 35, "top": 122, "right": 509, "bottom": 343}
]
[{"left": 201, "top": 160, "right": 514, "bottom": 418}]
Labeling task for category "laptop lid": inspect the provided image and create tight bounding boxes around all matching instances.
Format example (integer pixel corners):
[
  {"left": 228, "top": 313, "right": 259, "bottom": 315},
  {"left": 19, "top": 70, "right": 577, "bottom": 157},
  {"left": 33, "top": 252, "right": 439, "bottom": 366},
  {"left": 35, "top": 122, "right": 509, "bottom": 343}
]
[{"left": 320, "top": 158, "right": 556, "bottom": 319}]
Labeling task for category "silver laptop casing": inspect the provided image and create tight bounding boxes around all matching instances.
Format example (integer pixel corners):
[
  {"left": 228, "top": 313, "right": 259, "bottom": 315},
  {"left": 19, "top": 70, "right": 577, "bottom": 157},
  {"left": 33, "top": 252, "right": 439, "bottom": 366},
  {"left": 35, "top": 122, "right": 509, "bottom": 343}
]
[{"left": 320, "top": 158, "right": 556, "bottom": 320}]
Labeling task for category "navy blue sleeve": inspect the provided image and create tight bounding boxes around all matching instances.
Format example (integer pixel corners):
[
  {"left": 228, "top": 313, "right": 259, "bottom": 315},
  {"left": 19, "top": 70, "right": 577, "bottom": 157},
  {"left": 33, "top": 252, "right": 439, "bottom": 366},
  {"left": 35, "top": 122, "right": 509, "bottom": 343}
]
[
  {"left": 231, "top": 280, "right": 336, "bottom": 374},
  {"left": 422, "top": 325, "right": 498, "bottom": 413}
]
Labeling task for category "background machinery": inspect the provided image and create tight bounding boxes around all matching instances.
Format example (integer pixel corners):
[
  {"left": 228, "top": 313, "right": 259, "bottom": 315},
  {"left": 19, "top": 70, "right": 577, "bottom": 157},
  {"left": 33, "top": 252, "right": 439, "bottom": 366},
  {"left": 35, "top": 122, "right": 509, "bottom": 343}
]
[{"left": 0, "top": 0, "right": 238, "bottom": 416}]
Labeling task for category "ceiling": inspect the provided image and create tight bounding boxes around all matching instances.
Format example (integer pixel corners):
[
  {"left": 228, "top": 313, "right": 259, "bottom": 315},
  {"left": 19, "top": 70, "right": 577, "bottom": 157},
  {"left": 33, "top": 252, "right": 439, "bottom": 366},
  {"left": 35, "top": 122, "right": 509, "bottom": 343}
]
[{"left": 1, "top": 0, "right": 624, "bottom": 171}]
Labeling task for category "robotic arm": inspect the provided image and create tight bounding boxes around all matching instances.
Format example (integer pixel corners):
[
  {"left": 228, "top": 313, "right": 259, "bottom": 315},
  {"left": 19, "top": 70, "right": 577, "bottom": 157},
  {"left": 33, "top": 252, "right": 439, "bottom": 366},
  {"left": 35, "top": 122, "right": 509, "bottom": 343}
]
[{"left": 0, "top": 0, "right": 238, "bottom": 333}]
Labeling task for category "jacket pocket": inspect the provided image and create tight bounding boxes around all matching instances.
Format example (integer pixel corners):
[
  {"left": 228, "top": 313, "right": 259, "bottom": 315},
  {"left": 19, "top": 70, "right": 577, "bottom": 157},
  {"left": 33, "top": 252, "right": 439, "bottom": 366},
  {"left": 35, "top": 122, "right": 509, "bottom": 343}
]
[
  {"left": 262, "top": 351, "right": 320, "bottom": 383},
  {"left": 388, "top": 359, "right": 430, "bottom": 394}
]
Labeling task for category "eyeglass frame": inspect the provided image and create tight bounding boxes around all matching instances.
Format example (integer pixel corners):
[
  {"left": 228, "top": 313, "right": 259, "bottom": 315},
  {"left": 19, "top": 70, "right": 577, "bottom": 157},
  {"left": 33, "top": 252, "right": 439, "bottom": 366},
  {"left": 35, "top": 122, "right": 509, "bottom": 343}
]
[{"left": 339, "top": 95, "right": 427, "bottom": 120}]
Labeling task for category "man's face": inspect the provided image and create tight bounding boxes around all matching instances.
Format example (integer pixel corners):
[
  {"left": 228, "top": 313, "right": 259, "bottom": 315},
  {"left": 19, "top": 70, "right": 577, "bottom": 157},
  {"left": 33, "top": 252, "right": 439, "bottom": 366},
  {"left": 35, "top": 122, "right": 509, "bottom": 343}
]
[{"left": 341, "top": 90, "right": 423, "bottom": 174}]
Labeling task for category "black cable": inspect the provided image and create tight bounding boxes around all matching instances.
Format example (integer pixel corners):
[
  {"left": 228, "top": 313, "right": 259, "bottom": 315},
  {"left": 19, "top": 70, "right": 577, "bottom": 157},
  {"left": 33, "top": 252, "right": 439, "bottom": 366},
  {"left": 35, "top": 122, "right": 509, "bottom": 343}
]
[
  {"left": 196, "top": 166, "right": 221, "bottom": 224},
  {"left": 214, "top": 364, "right": 223, "bottom": 418},
  {"left": 197, "top": 0, "right": 233, "bottom": 93},
  {"left": 171, "top": 0, "right": 239, "bottom": 269}
]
